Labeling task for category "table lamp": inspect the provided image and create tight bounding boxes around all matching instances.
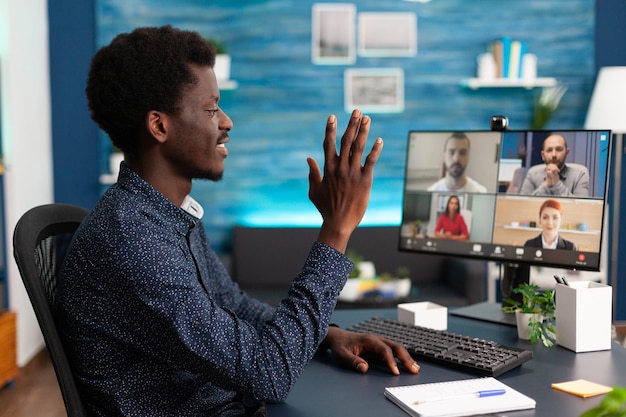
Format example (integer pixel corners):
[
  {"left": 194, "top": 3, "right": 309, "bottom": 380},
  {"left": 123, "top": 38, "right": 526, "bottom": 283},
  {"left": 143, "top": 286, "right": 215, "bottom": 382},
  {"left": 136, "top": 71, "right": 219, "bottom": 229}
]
[
  {"left": 584, "top": 66, "right": 626, "bottom": 133},
  {"left": 584, "top": 66, "right": 626, "bottom": 317}
]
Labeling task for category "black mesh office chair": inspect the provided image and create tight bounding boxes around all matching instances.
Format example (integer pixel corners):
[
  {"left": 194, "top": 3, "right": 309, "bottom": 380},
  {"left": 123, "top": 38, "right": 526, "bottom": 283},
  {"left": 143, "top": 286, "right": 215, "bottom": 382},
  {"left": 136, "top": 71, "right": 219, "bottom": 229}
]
[{"left": 13, "top": 203, "right": 89, "bottom": 417}]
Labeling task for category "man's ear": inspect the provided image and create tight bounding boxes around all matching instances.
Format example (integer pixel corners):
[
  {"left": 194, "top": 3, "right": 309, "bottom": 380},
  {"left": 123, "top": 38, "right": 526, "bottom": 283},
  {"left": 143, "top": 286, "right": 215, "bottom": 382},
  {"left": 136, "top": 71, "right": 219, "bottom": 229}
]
[{"left": 146, "top": 110, "right": 169, "bottom": 144}]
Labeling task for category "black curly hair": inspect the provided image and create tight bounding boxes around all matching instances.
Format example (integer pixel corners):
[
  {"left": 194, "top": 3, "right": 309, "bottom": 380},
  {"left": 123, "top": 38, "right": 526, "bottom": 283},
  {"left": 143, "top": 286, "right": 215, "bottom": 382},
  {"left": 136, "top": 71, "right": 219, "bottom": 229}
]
[{"left": 86, "top": 25, "right": 216, "bottom": 159}]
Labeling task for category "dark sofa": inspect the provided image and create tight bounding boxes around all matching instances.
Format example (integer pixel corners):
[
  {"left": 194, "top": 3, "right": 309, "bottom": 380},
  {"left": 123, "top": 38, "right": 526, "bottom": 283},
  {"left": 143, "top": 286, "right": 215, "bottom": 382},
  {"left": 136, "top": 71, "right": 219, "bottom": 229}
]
[{"left": 231, "top": 226, "right": 487, "bottom": 308}]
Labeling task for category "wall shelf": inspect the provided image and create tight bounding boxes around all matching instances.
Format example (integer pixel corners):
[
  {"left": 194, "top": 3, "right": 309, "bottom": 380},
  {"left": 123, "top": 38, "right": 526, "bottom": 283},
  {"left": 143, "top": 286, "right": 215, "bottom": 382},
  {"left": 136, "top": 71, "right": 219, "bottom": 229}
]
[
  {"left": 461, "top": 77, "right": 557, "bottom": 90},
  {"left": 502, "top": 225, "right": 600, "bottom": 235}
]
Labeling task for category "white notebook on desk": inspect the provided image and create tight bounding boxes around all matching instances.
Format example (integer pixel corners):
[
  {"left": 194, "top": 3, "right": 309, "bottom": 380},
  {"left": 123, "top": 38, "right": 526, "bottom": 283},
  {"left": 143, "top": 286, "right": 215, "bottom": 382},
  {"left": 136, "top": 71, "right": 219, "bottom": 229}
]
[{"left": 384, "top": 377, "right": 535, "bottom": 417}]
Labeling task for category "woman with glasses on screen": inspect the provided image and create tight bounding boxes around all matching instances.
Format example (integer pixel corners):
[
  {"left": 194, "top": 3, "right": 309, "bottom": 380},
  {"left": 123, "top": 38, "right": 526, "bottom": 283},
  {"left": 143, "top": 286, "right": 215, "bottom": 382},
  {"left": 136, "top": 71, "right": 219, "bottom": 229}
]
[
  {"left": 524, "top": 199, "right": 576, "bottom": 250},
  {"left": 434, "top": 195, "right": 469, "bottom": 240}
]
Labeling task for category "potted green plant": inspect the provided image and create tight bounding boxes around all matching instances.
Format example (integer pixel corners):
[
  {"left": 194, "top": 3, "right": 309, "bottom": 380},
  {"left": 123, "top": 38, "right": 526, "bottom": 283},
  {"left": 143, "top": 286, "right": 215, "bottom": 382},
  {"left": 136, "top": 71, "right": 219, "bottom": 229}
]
[
  {"left": 580, "top": 386, "right": 626, "bottom": 417},
  {"left": 531, "top": 83, "right": 568, "bottom": 129},
  {"left": 206, "top": 38, "right": 231, "bottom": 82},
  {"left": 413, "top": 220, "right": 422, "bottom": 236},
  {"left": 502, "top": 283, "right": 556, "bottom": 347},
  {"left": 339, "top": 250, "right": 373, "bottom": 302},
  {"left": 378, "top": 266, "right": 412, "bottom": 299}
]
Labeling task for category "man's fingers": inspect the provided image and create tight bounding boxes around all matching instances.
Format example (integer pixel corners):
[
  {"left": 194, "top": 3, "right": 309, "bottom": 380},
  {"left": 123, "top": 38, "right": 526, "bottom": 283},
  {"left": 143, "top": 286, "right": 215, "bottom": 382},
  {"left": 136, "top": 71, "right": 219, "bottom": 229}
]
[
  {"left": 390, "top": 343, "right": 421, "bottom": 374},
  {"left": 339, "top": 109, "right": 363, "bottom": 161},
  {"left": 307, "top": 157, "right": 322, "bottom": 186},
  {"left": 348, "top": 115, "right": 369, "bottom": 166},
  {"left": 323, "top": 114, "right": 338, "bottom": 169},
  {"left": 363, "top": 137, "right": 384, "bottom": 176}
]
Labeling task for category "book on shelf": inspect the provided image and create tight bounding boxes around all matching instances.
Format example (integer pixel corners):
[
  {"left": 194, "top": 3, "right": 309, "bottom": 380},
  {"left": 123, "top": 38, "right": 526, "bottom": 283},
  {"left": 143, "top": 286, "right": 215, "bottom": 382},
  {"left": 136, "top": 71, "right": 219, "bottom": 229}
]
[{"left": 487, "top": 37, "right": 528, "bottom": 80}]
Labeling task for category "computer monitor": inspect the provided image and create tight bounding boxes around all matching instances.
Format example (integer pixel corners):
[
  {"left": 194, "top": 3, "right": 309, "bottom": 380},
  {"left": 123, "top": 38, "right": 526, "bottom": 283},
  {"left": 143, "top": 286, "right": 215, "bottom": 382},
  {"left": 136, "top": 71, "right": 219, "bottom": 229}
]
[{"left": 398, "top": 129, "right": 612, "bottom": 303}]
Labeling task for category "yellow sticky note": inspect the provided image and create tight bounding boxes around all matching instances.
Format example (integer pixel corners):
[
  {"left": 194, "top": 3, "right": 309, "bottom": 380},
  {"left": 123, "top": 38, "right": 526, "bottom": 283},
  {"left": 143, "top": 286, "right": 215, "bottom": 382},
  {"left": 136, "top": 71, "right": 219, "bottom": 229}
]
[{"left": 552, "top": 379, "right": 613, "bottom": 398}]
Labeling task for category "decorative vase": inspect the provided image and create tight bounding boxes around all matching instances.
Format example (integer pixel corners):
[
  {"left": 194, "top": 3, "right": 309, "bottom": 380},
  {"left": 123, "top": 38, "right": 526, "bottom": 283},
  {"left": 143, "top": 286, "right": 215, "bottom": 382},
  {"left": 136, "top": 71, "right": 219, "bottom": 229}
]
[{"left": 515, "top": 310, "right": 542, "bottom": 340}]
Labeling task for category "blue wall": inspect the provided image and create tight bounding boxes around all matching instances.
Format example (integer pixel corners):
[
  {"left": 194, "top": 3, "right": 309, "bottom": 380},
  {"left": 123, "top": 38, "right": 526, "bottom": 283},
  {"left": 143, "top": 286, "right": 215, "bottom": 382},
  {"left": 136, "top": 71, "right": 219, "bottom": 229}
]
[
  {"left": 49, "top": 0, "right": 100, "bottom": 211},
  {"left": 48, "top": 0, "right": 626, "bottom": 318},
  {"left": 94, "top": 0, "right": 595, "bottom": 253}
]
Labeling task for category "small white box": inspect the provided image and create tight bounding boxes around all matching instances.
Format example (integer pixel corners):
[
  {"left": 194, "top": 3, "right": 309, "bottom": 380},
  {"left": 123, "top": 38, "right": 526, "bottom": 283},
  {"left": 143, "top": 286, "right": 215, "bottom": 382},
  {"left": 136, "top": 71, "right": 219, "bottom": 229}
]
[
  {"left": 556, "top": 281, "right": 612, "bottom": 353},
  {"left": 398, "top": 302, "right": 447, "bottom": 330}
]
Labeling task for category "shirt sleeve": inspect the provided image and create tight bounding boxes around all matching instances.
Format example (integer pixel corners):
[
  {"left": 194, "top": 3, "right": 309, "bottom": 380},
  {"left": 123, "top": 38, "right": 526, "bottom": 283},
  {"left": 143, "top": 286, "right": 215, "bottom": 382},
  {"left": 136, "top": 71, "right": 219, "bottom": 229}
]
[{"left": 187, "top": 241, "right": 352, "bottom": 401}]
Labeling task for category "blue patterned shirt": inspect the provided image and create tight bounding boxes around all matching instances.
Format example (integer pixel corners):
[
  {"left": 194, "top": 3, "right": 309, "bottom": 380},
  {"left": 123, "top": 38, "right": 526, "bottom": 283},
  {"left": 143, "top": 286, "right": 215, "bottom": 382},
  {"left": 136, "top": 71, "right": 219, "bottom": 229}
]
[{"left": 58, "top": 164, "right": 352, "bottom": 416}]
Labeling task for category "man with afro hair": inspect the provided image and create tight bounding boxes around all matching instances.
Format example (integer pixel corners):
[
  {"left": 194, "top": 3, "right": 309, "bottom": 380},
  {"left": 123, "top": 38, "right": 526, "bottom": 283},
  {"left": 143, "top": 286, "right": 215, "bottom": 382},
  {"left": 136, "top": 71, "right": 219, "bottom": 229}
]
[{"left": 58, "top": 25, "right": 419, "bottom": 417}]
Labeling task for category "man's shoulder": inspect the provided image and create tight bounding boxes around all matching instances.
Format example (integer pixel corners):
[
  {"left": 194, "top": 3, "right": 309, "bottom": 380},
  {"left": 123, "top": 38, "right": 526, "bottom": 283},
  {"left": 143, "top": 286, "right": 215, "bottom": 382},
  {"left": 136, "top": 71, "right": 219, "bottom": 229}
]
[
  {"left": 527, "top": 164, "right": 545, "bottom": 174},
  {"left": 465, "top": 177, "right": 487, "bottom": 192},
  {"left": 427, "top": 179, "right": 446, "bottom": 191},
  {"left": 77, "top": 188, "right": 173, "bottom": 244},
  {"left": 565, "top": 163, "right": 590, "bottom": 175}
]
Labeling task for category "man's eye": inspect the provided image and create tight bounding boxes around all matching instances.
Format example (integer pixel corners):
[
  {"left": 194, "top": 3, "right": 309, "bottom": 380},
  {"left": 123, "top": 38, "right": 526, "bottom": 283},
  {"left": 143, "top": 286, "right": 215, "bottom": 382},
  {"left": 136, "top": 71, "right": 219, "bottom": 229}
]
[{"left": 205, "top": 109, "right": 219, "bottom": 117}]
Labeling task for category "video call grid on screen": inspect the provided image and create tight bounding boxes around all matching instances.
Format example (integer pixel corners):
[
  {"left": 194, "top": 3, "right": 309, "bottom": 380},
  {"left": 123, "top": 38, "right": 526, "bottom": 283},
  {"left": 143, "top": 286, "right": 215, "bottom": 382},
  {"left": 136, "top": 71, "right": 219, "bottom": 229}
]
[{"left": 399, "top": 129, "right": 612, "bottom": 271}]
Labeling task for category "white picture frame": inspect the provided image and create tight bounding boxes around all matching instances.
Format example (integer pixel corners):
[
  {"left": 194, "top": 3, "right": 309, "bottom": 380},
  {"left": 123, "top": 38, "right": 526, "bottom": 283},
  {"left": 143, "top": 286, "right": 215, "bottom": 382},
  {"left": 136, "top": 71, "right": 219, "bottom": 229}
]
[
  {"left": 311, "top": 3, "right": 356, "bottom": 65},
  {"left": 358, "top": 12, "right": 417, "bottom": 57},
  {"left": 344, "top": 68, "right": 405, "bottom": 113}
]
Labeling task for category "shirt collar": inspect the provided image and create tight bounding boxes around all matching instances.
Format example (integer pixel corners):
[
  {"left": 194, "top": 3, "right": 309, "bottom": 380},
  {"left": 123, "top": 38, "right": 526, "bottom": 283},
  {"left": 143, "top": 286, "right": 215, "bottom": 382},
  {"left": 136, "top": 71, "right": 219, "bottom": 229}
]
[
  {"left": 559, "top": 164, "right": 569, "bottom": 180},
  {"left": 542, "top": 234, "right": 559, "bottom": 249},
  {"left": 116, "top": 163, "right": 204, "bottom": 232},
  {"left": 181, "top": 195, "right": 204, "bottom": 219}
]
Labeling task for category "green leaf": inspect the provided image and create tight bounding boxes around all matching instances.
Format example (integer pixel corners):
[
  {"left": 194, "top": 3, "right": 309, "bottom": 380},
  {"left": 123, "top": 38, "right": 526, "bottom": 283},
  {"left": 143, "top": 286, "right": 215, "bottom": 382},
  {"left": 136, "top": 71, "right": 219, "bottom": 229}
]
[
  {"left": 502, "top": 283, "right": 556, "bottom": 346},
  {"left": 579, "top": 387, "right": 626, "bottom": 417}
]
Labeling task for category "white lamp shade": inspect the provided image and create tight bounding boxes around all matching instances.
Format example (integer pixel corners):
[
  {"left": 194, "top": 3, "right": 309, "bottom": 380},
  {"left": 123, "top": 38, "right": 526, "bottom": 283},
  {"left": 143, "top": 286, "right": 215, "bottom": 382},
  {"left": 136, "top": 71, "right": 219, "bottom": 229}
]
[{"left": 584, "top": 66, "right": 626, "bottom": 133}]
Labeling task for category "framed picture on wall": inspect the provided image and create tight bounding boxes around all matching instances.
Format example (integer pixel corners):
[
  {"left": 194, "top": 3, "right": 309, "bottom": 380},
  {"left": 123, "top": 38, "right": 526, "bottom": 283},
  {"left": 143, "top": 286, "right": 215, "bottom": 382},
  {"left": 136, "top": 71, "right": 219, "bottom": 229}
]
[
  {"left": 344, "top": 68, "right": 405, "bottom": 113},
  {"left": 358, "top": 12, "right": 417, "bottom": 57},
  {"left": 311, "top": 3, "right": 356, "bottom": 65}
]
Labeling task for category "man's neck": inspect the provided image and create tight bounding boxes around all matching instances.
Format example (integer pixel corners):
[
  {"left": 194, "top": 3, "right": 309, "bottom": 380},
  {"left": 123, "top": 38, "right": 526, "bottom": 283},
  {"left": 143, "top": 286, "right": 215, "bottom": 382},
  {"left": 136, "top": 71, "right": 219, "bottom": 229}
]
[
  {"left": 125, "top": 159, "right": 192, "bottom": 207},
  {"left": 444, "top": 175, "right": 467, "bottom": 191}
]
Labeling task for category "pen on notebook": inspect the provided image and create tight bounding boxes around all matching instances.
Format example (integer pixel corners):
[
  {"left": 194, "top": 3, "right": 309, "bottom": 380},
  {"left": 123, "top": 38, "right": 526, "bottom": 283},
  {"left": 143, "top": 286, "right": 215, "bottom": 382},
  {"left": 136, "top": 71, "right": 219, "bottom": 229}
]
[
  {"left": 561, "top": 276, "right": 570, "bottom": 286},
  {"left": 413, "top": 389, "right": 506, "bottom": 405},
  {"left": 553, "top": 275, "right": 563, "bottom": 285}
]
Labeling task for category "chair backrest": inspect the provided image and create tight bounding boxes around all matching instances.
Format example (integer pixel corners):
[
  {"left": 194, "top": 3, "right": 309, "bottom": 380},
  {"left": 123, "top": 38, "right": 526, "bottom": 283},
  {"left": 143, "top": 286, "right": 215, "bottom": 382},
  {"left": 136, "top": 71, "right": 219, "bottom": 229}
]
[
  {"left": 13, "top": 203, "right": 89, "bottom": 417},
  {"left": 506, "top": 167, "right": 528, "bottom": 194}
]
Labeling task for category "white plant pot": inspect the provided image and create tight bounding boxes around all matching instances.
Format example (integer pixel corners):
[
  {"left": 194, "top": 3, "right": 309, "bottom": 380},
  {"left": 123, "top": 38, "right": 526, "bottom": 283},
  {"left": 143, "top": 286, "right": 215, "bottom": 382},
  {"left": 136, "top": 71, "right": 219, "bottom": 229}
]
[
  {"left": 339, "top": 279, "right": 361, "bottom": 302},
  {"left": 357, "top": 261, "right": 376, "bottom": 279},
  {"left": 109, "top": 153, "right": 124, "bottom": 176},
  {"left": 394, "top": 278, "right": 412, "bottom": 298},
  {"left": 515, "top": 310, "right": 543, "bottom": 340},
  {"left": 214, "top": 54, "right": 231, "bottom": 81}
]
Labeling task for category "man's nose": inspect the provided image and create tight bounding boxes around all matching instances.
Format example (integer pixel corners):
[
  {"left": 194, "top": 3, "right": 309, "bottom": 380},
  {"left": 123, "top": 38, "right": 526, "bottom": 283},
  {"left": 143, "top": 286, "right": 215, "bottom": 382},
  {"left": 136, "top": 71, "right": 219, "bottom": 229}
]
[{"left": 220, "top": 110, "right": 233, "bottom": 131}]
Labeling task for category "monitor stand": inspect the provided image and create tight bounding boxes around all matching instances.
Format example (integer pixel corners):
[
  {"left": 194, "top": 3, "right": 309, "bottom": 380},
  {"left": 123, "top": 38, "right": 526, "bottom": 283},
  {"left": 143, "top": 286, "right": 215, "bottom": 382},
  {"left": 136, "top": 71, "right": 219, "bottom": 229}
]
[{"left": 450, "top": 263, "right": 531, "bottom": 326}]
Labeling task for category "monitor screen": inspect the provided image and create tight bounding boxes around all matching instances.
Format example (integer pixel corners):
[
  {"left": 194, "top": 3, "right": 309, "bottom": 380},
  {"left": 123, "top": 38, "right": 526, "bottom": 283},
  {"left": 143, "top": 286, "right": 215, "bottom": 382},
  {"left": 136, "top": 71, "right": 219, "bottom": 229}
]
[{"left": 399, "top": 129, "right": 612, "bottom": 272}]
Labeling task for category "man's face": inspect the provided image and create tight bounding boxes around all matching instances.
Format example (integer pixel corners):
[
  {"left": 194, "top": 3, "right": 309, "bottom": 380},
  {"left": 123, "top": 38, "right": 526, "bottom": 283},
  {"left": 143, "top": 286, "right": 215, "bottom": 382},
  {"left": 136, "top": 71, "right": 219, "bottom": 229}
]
[
  {"left": 165, "top": 64, "right": 233, "bottom": 181},
  {"left": 541, "top": 135, "right": 569, "bottom": 169},
  {"left": 444, "top": 138, "right": 470, "bottom": 179}
]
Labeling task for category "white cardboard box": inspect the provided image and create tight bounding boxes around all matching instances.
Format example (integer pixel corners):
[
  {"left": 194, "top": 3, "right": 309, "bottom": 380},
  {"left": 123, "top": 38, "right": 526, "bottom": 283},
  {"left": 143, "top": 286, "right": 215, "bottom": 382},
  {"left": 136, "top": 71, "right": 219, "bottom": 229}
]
[
  {"left": 555, "top": 281, "right": 612, "bottom": 352},
  {"left": 397, "top": 302, "right": 447, "bottom": 330}
]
